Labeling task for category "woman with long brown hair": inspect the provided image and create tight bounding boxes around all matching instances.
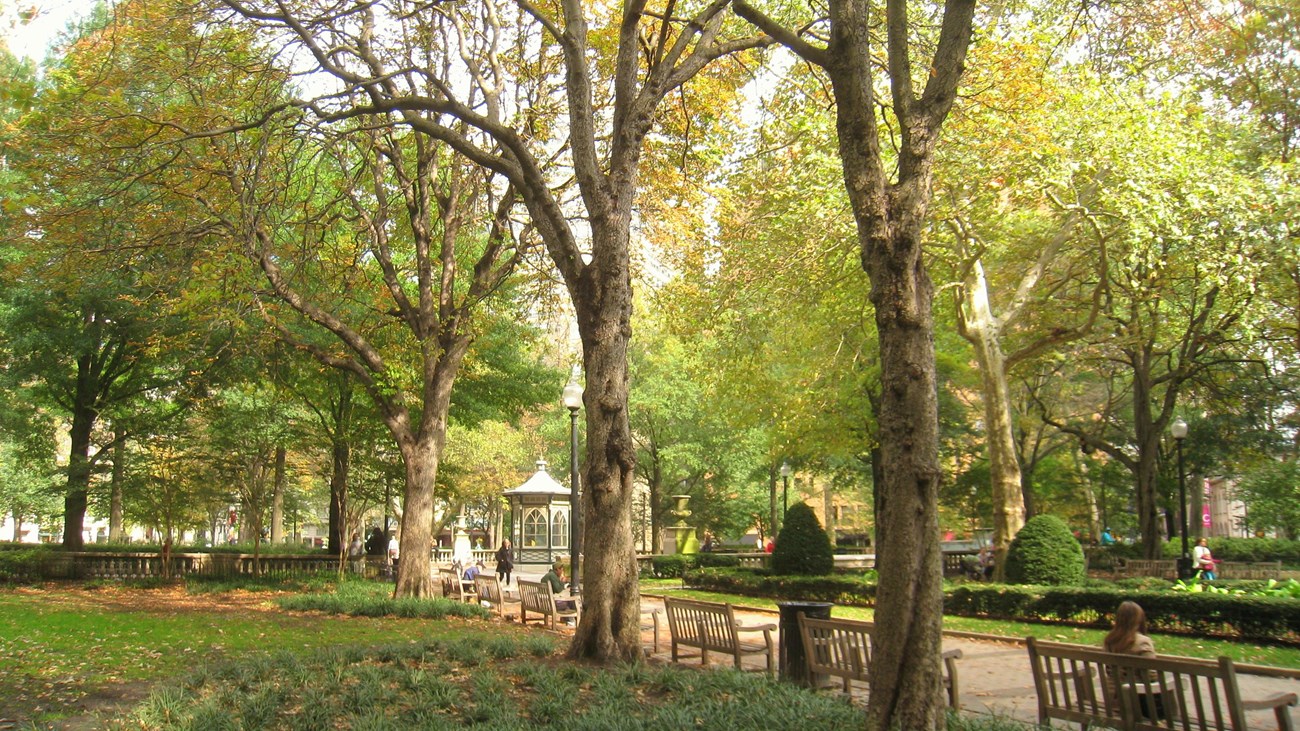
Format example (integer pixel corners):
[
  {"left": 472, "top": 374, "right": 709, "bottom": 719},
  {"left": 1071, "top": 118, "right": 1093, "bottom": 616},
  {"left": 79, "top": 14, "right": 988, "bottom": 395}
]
[
  {"left": 1103, "top": 600, "right": 1156, "bottom": 656},
  {"left": 1103, "top": 601, "right": 1164, "bottom": 720}
]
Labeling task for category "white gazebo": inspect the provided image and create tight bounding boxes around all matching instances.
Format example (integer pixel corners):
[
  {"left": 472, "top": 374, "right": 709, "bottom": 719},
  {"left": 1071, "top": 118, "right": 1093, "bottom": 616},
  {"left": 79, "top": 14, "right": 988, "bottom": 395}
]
[{"left": 502, "top": 459, "right": 572, "bottom": 569}]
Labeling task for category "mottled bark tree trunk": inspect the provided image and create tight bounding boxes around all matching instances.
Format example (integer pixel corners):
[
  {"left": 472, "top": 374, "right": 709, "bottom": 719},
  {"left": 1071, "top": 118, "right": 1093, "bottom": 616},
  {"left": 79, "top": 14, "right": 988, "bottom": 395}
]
[
  {"left": 960, "top": 261, "right": 1026, "bottom": 578},
  {"left": 1132, "top": 368, "right": 1163, "bottom": 559},
  {"left": 393, "top": 346, "right": 465, "bottom": 599},
  {"left": 565, "top": 223, "right": 642, "bottom": 663},
  {"left": 733, "top": 0, "right": 975, "bottom": 723}
]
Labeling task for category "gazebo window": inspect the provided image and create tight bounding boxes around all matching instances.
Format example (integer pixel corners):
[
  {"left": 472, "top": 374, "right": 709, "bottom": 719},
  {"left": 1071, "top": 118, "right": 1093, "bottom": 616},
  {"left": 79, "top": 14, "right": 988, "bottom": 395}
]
[
  {"left": 523, "top": 508, "right": 548, "bottom": 548},
  {"left": 551, "top": 511, "right": 569, "bottom": 548}
]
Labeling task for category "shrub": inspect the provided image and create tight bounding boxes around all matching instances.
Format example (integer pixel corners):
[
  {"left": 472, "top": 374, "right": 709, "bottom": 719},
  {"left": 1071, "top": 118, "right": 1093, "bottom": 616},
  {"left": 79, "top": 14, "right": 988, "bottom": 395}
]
[
  {"left": 1005, "top": 515, "right": 1086, "bottom": 586},
  {"left": 686, "top": 566, "right": 878, "bottom": 606},
  {"left": 0, "top": 545, "right": 56, "bottom": 582},
  {"left": 1159, "top": 537, "right": 1300, "bottom": 566},
  {"left": 694, "top": 552, "right": 740, "bottom": 569},
  {"left": 944, "top": 584, "right": 1300, "bottom": 642},
  {"left": 772, "top": 502, "right": 835, "bottom": 576},
  {"left": 649, "top": 555, "right": 691, "bottom": 578},
  {"left": 648, "top": 551, "right": 744, "bottom": 578}
]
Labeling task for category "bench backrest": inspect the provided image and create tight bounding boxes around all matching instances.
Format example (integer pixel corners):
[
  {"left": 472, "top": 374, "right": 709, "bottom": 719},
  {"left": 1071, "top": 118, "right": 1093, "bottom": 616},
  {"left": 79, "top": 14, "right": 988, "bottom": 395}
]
[
  {"left": 798, "top": 614, "right": 872, "bottom": 681},
  {"left": 474, "top": 573, "right": 506, "bottom": 604},
  {"left": 1026, "top": 637, "right": 1249, "bottom": 731},
  {"left": 1124, "top": 560, "right": 1177, "bottom": 578},
  {"left": 438, "top": 568, "right": 459, "bottom": 598},
  {"left": 1216, "top": 560, "right": 1281, "bottom": 580},
  {"left": 518, "top": 579, "right": 554, "bottom": 616},
  {"left": 663, "top": 597, "right": 740, "bottom": 653}
]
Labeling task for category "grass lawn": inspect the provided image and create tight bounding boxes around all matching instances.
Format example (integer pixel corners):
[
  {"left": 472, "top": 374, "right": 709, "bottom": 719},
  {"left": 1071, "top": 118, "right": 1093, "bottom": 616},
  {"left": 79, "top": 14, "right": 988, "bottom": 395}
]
[
  {"left": 639, "top": 580, "right": 1300, "bottom": 669},
  {"left": 0, "top": 581, "right": 515, "bottom": 726},
  {"left": 3, "top": 578, "right": 1294, "bottom": 729},
  {"left": 0, "top": 581, "right": 874, "bottom": 730}
]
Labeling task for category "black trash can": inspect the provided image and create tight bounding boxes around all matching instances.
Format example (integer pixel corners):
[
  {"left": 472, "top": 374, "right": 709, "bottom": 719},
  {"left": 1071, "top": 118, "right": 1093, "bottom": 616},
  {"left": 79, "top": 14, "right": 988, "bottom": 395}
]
[{"left": 777, "top": 601, "right": 833, "bottom": 686}]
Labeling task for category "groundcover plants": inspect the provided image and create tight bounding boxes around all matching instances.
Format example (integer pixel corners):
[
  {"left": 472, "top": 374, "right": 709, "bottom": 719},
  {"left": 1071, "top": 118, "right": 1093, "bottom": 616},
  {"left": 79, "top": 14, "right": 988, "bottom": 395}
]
[{"left": 125, "top": 635, "right": 866, "bottom": 731}]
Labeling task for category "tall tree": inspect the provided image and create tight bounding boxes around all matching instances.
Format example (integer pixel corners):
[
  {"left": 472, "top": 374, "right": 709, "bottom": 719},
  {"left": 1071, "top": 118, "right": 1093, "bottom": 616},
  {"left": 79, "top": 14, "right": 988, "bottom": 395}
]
[
  {"left": 734, "top": 0, "right": 976, "bottom": 726},
  {"left": 1034, "top": 90, "right": 1269, "bottom": 557},
  {"left": 219, "top": 0, "right": 768, "bottom": 660}
]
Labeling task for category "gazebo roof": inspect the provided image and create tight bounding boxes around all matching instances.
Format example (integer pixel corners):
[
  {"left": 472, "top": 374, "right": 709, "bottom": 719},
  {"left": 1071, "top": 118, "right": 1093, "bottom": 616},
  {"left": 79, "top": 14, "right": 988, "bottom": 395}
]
[{"left": 503, "top": 459, "right": 569, "bottom": 497}]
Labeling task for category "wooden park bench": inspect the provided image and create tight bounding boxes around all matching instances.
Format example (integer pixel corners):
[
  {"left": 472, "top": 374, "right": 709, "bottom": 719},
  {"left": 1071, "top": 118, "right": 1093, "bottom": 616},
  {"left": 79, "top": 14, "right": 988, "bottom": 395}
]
[
  {"left": 1115, "top": 558, "right": 1283, "bottom": 582},
  {"left": 1026, "top": 637, "right": 1297, "bottom": 731},
  {"left": 1217, "top": 560, "right": 1283, "bottom": 580},
  {"left": 797, "top": 614, "right": 963, "bottom": 707},
  {"left": 439, "top": 568, "right": 477, "bottom": 603},
  {"left": 474, "top": 573, "right": 520, "bottom": 620},
  {"left": 518, "top": 579, "right": 579, "bottom": 630},
  {"left": 663, "top": 597, "right": 775, "bottom": 675},
  {"left": 642, "top": 607, "right": 662, "bottom": 655},
  {"left": 1116, "top": 559, "right": 1179, "bottom": 579}
]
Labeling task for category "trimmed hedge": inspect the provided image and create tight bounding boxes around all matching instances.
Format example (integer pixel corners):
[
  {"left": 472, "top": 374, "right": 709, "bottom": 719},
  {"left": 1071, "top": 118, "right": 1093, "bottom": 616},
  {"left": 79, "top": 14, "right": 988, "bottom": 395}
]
[
  {"left": 1160, "top": 537, "right": 1300, "bottom": 566},
  {"left": 683, "top": 567, "right": 876, "bottom": 605},
  {"left": 648, "top": 552, "right": 742, "bottom": 578},
  {"left": 947, "top": 584, "right": 1300, "bottom": 642},
  {"left": 682, "top": 567, "right": 1300, "bottom": 644},
  {"left": 1090, "top": 538, "right": 1300, "bottom": 568},
  {"left": 772, "top": 502, "right": 834, "bottom": 576},
  {"left": 0, "top": 545, "right": 56, "bottom": 582},
  {"left": 1005, "top": 515, "right": 1086, "bottom": 585}
]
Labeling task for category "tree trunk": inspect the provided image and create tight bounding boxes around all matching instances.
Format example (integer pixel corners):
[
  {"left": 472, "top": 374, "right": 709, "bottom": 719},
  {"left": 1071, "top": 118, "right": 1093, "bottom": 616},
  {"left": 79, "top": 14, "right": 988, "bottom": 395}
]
[
  {"left": 109, "top": 427, "right": 125, "bottom": 542},
  {"left": 818, "top": 0, "right": 973, "bottom": 718},
  {"left": 327, "top": 386, "right": 353, "bottom": 554},
  {"left": 648, "top": 448, "right": 663, "bottom": 554},
  {"left": 960, "top": 260, "right": 1027, "bottom": 578},
  {"left": 393, "top": 345, "right": 465, "bottom": 599},
  {"left": 62, "top": 356, "right": 99, "bottom": 549},
  {"left": 863, "top": 250, "right": 947, "bottom": 731},
  {"left": 271, "top": 445, "right": 286, "bottom": 544},
  {"left": 567, "top": 229, "right": 642, "bottom": 664},
  {"left": 1131, "top": 368, "right": 1164, "bottom": 559},
  {"left": 1080, "top": 457, "right": 1100, "bottom": 544},
  {"left": 820, "top": 475, "right": 835, "bottom": 539},
  {"left": 328, "top": 439, "right": 349, "bottom": 555},
  {"left": 770, "top": 467, "right": 780, "bottom": 540},
  {"left": 394, "top": 436, "right": 438, "bottom": 598}
]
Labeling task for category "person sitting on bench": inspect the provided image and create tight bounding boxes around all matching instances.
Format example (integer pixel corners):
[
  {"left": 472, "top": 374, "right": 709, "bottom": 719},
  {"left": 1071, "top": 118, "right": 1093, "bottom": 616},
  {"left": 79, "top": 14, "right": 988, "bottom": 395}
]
[{"left": 541, "top": 561, "right": 577, "bottom": 612}]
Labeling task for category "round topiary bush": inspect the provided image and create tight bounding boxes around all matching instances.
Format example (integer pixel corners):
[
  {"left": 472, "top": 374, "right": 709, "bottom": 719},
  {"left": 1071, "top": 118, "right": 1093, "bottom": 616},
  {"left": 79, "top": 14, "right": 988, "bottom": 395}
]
[
  {"left": 1005, "top": 514, "right": 1086, "bottom": 585},
  {"left": 772, "top": 502, "right": 835, "bottom": 576}
]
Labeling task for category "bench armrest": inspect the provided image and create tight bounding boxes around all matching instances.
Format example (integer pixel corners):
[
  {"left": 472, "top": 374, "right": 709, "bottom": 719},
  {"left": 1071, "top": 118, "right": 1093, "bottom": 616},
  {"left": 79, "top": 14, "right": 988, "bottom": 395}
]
[
  {"left": 941, "top": 648, "right": 963, "bottom": 661},
  {"left": 1240, "top": 692, "right": 1297, "bottom": 712},
  {"left": 735, "top": 622, "right": 777, "bottom": 633},
  {"left": 1243, "top": 692, "right": 1298, "bottom": 731}
]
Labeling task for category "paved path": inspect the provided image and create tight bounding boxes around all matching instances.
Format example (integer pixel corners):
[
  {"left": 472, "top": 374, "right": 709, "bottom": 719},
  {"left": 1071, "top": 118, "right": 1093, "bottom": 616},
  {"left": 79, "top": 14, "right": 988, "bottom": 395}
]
[{"left": 634, "top": 596, "right": 1300, "bottom": 730}]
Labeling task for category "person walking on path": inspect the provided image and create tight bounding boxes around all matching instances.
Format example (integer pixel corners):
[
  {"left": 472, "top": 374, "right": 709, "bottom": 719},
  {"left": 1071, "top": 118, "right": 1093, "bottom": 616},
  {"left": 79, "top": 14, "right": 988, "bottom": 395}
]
[
  {"left": 1193, "top": 538, "right": 1217, "bottom": 580},
  {"left": 494, "top": 539, "right": 514, "bottom": 585}
]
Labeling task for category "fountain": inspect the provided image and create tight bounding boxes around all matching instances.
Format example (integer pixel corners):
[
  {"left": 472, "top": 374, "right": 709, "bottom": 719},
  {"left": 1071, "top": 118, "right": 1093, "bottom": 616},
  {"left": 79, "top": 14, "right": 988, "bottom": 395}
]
[{"left": 660, "top": 494, "right": 700, "bottom": 555}]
